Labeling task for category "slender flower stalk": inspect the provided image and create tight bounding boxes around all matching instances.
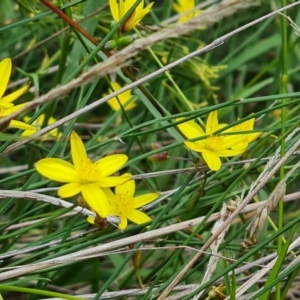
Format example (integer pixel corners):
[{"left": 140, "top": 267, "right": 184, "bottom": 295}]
[
  {"left": 109, "top": 0, "right": 154, "bottom": 32},
  {"left": 173, "top": 0, "right": 201, "bottom": 23},
  {"left": 22, "top": 114, "right": 61, "bottom": 138},
  {"left": 89, "top": 173, "right": 159, "bottom": 230},
  {"left": 177, "top": 111, "right": 255, "bottom": 171},
  {"left": 0, "top": 58, "right": 34, "bottom": 131},
  {"left": 36, "top": 131, "right": 130, "bottom": 218},
  {"left": 107, "top": 82, "right": 137, "bottom": 111}
]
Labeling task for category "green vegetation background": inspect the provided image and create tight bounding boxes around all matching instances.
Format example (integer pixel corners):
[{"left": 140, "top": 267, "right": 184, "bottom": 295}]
[{"left": 0, "top": 0, "right": 299, "bottom": 299}]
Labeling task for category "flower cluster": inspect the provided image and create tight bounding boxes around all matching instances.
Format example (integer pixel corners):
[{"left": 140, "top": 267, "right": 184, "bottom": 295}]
[
  {"left": 36, "top": 131, "right": 159, "bottom": 229},
  {"left": 0, "top": 58, "right": 34, "bottom": 132},
  {"left": 177, "top": 111, "right": 260, "bottom": 171}
]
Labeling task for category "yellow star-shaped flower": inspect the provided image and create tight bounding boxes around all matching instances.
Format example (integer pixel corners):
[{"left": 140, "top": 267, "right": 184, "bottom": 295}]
[
  {"left": 89, "top": 173, "right": 159, "bottom": 230},
  {"left": 36, "top": 131, "right": 130, "bottom": 218},
  {"left": 177, "top": 111, "right": 252, "bottom": 171}
]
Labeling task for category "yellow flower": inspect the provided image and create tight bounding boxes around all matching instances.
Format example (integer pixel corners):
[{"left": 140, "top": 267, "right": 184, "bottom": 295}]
[
  {"left": 109, "top": 0, "right": 154, "bottom": 32},
  {"left": 89, "top": 173, "right": 159, "bottom": 230},
  {"left": 22, "top": 114, "right": 61, "bottom": 138},
  {"left": 107, "top": 82, "right": 136, "bottom": 111},
  {"left": 177, "top": 111, "right": 248, "bottom": 171},
  {"left": 173, "top": 0, "right": 201, "bottom": 23},
  {"left": 36, "top": 131, "right": 130, "bottom": 218},
  {"left": 0, "top": 58, "right": 34, "bottom": 131}
]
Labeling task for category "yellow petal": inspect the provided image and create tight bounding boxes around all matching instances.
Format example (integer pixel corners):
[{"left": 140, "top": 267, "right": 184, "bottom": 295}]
[
  {"left": 115, "top": 173, "right": 135, "bottom": 197},
  {"left": 58, "top": 182, "right": 82, "bottom": 198},
  {"left": 173, "top": 3, "right": 183, "bottom": 13},
  {"left": 1, "top": 103, "right": 27, "bottom": 116},
  {"left": 9, "top": 120, "right": 35, "bottom": 130},
  {"left": 70, "top": 131, "right": 87, "bottom": 169},
  {"left": 96, "top": 154, "right": 128, "bottom": 178},
  {"left": 202, "top": 149, "right": 222, "bottom": 171},
  {"left": 0, "top": 58, "right": 11, "bottom": 99},
  {"left": 21, "top": 127, "right": 36, "bottom": 136},
  {"left": 36, "top": 158, "right": 78, "bottom": 182},
  {"left": 1, "top": 84, "right": 29, "bottom": 104},
  {"left": 107, "top": 82, "right": 136, "bottom": 111},
  {"left": 87, "top": 216, "right": 95, "bottom": 224},
  {"left": 119, "top": 0, "right": 126, "bottom": 20},
  {"left": 0, "top": 102, "right": 14, "bottom": 110},
  {"left": 124, "top": 209, "right": 151, "bottom": 226},
  {"left": 215, "top": 149, "right": 245, "bottom": 157},
  {"left": 222, "top": 134, "right": 248, "bottom": 148},
  {"left": 177, "top": 118, "right": 205, "bottom": 139},
  {"left": 246, "top": 132, "right": 262, "bottom": 143},
  {"left": 231, "top": 142, "right": 249, "bottom": 151},
  {"left": 110, "top": 81, "right": 122, "bottom": 92},
  {"left": 103, "top": 187, "right": 118, "bottom": 203},
  {"left": 121, "top": 0, "right": 153, "bottom": 32},
  {"left": 119, "top": 214, "right": 128, "bottom": 230},
  {"left": 184, "top": 141, "right": 204, "bottom": 153},
  {"left": 206, "top": 111, "right": 219, "bottom": 134},
  {"left": 133, "top": 193, "right": 159, "bottom": 208},
  {"left": 98, "top": 174, "right": 131, "bottom": 187},
  {"left": 81, "top": 184, "right": 109, "bottom": 218},
  {"left": 232, "top": 118, "right": 255, "bottom": 132},
  {"left": 123, "top": 11, "right": 138, "bottom": 32},
  {"left": 136, "top": 1, "right": 154, "bottom": 20},
  {"left": 109, "top": 0, "right": 119, "bottom": 21},
  {"left": 107, "top": 97, "right": 136, "bottom": 111}
]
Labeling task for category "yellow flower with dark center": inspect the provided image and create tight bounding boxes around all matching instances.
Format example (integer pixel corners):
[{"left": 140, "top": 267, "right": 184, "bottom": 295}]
[
  {"left": 89, "top": 173, "right": 159, "bottom": 230},
  {"left": 177, "top": 111, "right": 251, "bottom": 171},
  {"left": 0, "top": 58, "right": 35, "bottom": 131},
  {"left": 22, "top": 114, "right": 61, "bottom": 138},
  {"left": 173, "top": 0, "right": 201, "bottom": 23},
  {"left": 107, "top": 82, "right": 137, "bottom": 111},
  {"left": 109, "top": 0, "right": 154, "bottom": 32},
  {"left": 36, "top": 131, "right": 130, "bottom": 218}
]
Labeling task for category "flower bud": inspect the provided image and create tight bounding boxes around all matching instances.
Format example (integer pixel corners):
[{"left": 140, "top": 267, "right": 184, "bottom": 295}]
[{"left": 148, "top": 143, "right": 168, "bottom": 162}]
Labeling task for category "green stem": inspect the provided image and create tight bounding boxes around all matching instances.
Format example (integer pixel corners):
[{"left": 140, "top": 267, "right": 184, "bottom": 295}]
[
  {"left": 278, "top": 0, "right": 288, "bottom": 299},
  {"left": 0, "top": 284, "right": 83, "bottom": 300}
]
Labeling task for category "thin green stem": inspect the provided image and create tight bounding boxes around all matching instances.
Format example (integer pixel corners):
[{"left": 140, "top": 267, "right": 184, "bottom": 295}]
[
  {"left": 277, "top": 0, "right": 288, "bottom": 299},
  {"left": 0, "top": 284, "right": 83, "bottom": 300}
]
